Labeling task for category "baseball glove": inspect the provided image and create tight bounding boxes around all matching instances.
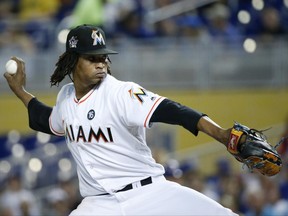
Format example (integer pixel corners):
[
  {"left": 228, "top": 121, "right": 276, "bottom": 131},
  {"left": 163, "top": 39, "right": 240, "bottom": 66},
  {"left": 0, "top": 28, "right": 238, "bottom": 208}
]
[{"left": 227, "top": 122, "right": 282, "bottom": 176}]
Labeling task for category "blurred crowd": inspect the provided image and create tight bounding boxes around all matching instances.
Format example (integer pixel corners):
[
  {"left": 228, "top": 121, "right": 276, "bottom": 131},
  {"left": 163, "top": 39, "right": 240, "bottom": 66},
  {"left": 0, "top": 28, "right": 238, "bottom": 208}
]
[
  {"left": 0, "top": 0, "right": 288, "bottom": 54},
  {"left": 162, "top": 157, "right": 288, "bottom": 216},
  {"left": 1, "top": 152, "right": 288, "bottom": 216},
  {"left": 0, "top": 173, "right": 81, "bottom": 216},
  {"left": 0, "top": 120, "right": 288, "bottom": 216}
]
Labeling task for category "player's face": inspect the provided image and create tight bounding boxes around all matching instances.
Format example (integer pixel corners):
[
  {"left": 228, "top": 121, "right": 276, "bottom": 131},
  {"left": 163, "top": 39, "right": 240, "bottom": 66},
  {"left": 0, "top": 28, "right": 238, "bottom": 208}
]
[{"left": 74, "top": 54, "right": 109, "bottom": 87}]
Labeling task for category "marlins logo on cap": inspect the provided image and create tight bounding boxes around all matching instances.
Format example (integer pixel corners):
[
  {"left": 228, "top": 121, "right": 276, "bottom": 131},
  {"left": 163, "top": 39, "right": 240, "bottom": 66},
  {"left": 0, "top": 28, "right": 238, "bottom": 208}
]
[
  {"left": 92, "top": 30, "right": 105, "bottom": 46},
  {"left": 66, "top": 24, "right": 118, "bottom": 55}
]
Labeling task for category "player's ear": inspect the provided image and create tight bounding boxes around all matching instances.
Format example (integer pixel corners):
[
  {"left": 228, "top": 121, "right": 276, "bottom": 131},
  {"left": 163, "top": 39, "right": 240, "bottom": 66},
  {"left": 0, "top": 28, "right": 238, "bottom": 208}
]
[{"left": 107, "top": 66, "right": 111, "bottom": 75}]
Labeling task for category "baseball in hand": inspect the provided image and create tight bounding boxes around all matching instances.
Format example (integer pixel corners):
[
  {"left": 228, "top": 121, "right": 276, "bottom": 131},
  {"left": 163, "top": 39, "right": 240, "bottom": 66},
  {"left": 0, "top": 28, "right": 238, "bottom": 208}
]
[{"left": 5, "top": 59, "right": 18, "bottom": 75}]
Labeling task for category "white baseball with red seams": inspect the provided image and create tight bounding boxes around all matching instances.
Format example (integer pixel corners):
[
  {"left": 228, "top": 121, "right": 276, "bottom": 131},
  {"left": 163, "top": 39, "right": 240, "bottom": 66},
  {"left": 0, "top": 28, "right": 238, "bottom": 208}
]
[
  {"left": 5, "top": 59, "right": 17, "bottom": 75},
  {"left": 49, "top": 74, "right": 237, "bottom": 215}
]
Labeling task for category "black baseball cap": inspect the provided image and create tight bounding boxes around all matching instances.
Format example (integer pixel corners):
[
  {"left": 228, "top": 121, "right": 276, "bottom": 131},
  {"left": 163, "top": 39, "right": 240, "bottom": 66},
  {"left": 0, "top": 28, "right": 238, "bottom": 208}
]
[{"left": 66, "top": 24, "right": 118, "bottom": 55}]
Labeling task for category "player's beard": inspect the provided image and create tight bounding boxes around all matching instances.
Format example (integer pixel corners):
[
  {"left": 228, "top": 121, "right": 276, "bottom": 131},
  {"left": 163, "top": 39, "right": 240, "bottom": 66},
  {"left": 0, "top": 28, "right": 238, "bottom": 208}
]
[{"left": 94, "top": 73, "right": 107, "bottom": 88}]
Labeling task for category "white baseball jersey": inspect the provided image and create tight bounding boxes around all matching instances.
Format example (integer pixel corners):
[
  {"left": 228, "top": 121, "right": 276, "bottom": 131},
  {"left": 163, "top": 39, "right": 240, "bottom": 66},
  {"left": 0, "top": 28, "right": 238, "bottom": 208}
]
[{"left": 49, "top": 74, "right": 166, "bottom": 196}]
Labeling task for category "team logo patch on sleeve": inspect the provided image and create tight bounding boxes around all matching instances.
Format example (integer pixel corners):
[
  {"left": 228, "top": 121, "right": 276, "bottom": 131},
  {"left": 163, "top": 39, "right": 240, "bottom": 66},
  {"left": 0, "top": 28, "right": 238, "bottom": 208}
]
[{"left": 128, "top": 87, "right": 148, "bottom": 104}]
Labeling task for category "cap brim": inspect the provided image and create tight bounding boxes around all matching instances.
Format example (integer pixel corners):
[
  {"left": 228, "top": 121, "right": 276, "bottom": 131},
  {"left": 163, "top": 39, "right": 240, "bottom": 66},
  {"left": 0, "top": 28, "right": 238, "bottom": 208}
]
[{"left": 79, "top": 48, "right": 118, "bottom": 55}]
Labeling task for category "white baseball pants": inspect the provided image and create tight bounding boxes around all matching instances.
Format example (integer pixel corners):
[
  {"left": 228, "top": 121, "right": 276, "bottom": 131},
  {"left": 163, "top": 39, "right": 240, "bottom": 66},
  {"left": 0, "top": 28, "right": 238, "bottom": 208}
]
[{"left": 70, "top": 176, "right": 238, "bottom": 216}]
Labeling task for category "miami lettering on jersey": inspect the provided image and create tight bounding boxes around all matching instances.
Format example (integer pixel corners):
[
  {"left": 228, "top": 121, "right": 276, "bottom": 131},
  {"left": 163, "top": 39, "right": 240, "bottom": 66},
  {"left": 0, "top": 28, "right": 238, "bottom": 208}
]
[{"left": 65, "top": 125, "right": 114, "bottom": 143}]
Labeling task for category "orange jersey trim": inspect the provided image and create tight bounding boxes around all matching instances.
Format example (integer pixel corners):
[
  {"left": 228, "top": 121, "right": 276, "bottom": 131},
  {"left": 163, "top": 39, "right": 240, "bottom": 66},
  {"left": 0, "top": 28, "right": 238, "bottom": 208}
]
[
  {"left": 144, "top": 97, "right": 165, "bottom": 127},
  {"left": 49, "top": 115, "right": 65, "bottom": 136}
]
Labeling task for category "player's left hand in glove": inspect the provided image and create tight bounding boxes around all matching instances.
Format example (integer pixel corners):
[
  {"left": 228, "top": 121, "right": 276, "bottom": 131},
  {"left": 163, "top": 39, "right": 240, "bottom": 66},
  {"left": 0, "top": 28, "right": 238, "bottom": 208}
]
[{"left": 227, "top": 122, "right": 283, "bottom": 176}]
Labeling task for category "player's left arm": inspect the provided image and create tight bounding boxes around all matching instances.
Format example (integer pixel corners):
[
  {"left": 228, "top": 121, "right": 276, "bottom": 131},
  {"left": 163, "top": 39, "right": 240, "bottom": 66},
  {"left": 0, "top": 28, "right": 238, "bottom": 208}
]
[
  {"left": 196, "top": 115, "right": 230, "bottom": 145},
  {"left": 150, "top": 98, "right": 230, "bottom": 146}
]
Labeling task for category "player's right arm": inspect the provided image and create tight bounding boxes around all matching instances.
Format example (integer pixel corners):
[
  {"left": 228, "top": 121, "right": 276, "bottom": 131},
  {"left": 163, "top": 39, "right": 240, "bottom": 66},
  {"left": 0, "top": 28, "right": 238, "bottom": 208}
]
[
  {"left": 4, "top": 56, "right": 54, "bottom": 135},
  {"left": 4, "top": 57, "right": 35, "bottom": 107}
]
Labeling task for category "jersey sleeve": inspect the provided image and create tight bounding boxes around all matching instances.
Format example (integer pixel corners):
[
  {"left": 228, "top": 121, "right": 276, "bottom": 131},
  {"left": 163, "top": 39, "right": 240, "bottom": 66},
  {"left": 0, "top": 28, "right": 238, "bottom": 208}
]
[
  {"left": 116, "top": 82, "right": 165, "bottom": 128},
  {"left": 49, "top": 86, "right": 68, "bottom": 136}
]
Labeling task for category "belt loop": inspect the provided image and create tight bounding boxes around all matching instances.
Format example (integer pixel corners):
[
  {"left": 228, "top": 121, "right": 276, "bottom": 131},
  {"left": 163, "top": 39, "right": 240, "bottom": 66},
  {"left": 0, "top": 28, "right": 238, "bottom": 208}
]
[
  {"left": 132, "top": 181, "right": 141, "bottom": 188},
  {"left": 96, "top": 176, "right": 154, "bottom": 196}
]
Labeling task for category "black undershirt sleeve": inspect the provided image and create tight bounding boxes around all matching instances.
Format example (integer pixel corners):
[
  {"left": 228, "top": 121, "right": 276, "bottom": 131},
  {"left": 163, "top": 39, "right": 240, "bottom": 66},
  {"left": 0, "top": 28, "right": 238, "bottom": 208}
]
[
  {"left": 28, "top": 98, "right": 54, "bottom": 135},
  {"left": 150, "top": 98, "right": 205, "bottom": 136}
]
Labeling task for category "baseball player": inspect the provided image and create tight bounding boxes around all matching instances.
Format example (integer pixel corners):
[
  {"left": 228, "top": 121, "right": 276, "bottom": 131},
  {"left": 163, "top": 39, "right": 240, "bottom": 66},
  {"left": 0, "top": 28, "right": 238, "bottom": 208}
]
[{"left": 4, "top": 24, "right": 238, "bottom": 215}]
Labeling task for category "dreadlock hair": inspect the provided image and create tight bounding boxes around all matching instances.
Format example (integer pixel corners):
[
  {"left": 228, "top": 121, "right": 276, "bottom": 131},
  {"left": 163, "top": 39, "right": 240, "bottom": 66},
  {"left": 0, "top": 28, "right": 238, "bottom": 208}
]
[
  {"left": 50, "top": 52, "right": 113, "bottom": 87},
  {"left": 50, "top": 52, "right": 79, "bottom": 86}
]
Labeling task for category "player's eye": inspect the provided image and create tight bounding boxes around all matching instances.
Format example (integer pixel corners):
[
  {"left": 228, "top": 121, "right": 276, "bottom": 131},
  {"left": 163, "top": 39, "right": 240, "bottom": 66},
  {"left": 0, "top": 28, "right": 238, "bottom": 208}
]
[
  {"left": 82, "top": 55, "right": 108, "bottom": 63},
  {"left": 96, "top": 55, "right": 108, "bottom": 62}
]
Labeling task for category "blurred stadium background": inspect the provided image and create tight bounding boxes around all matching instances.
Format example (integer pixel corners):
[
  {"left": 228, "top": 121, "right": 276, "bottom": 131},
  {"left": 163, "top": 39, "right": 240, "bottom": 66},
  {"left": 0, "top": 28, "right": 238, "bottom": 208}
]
[{"left": 0, "top": 0, "right": 288, "bottom": 215}]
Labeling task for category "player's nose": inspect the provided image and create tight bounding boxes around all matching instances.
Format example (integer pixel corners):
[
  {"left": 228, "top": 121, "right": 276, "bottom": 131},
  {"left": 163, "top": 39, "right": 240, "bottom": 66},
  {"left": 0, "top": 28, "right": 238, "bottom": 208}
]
[{"left": 95, "top": 63, "right": 105, "bottom": 69}]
